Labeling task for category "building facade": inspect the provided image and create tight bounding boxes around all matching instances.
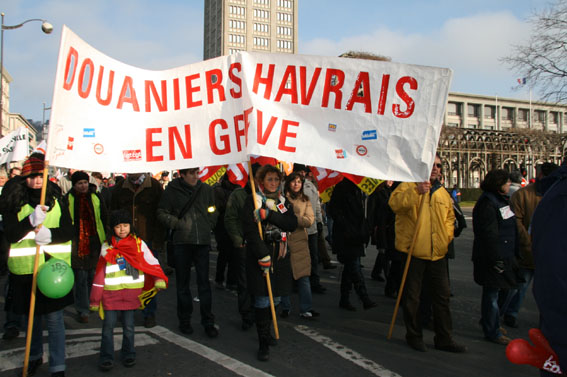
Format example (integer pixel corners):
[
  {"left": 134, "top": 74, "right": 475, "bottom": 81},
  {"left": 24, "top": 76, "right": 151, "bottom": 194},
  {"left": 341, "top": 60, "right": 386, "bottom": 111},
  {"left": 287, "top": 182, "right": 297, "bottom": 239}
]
[
  {"left": 439, "top": 92, "right": 567, "bottom": 188},
  {"left": 203, "top": 0, "right": 298, "bottom": 59}
]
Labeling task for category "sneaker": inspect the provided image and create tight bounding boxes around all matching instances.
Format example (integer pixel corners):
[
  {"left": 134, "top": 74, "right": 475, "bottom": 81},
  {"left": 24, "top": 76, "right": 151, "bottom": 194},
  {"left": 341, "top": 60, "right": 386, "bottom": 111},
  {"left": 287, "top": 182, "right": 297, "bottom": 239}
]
[
  {"left": 98, "top": 361, "right": 113, "bottom": 372},
  {"left": 307, "top": 309, "right": 320, "bottom": 317},
  {"left": 205, "top": 325, "right": 219, "bottom": 338},
  {"left": 279, "top": 309, "right": 290, "bottom": 318},
  {"left": 486, "top": 335, "right": 511, "bottom": 345},
  {"left": 123, "top": 358, "right": 136, "bottom": 368},
  {"left": 407, "top": 338, "right": 428, "bottom": 352},
  {"left": 435, "top": 341, "right": 467, "bottom": 353},
  {"left": 2, "top": 327, "right": 19, "bottom": 340},
  {"left": 299, "top": 311, "right": 315, "bottom": 320},
  {"left": 144, "top": 315, "right": 156, "bottom": 328},
  {"left": 179, "top": 323, "right": 194, "bottom": 335}
]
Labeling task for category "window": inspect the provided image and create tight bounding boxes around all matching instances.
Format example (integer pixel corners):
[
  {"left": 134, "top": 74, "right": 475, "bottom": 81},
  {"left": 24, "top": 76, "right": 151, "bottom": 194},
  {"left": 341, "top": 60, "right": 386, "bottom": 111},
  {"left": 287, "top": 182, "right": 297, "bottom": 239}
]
[
  {"left": 253, "top": 37, "right": 269, "bottom": 47},
  {"left": 277, "top": 26, "right": 292, "bottom": 36},
  {"left": 501, "top": 107, "right": 513, "bottom": 120},
  {"left": 277, "top": 0, "right": 292, "bottom": 8},
  {"left": 467, "top": 104, "right": 479, "bottom": 117},
  {"left": 550, "top": 111, "right": 558, "bottom": 124},
  {"left": 534, "top": 110, "right": 545, "bottom": 122},
  {"left": 277, "top": 40, "right": 293, "bottom": 50},
  {"left": 253, "top": 23, "right": 269, "bottom": 33},
  {"left": 447, "top": 102, "right": 460, "bottom": 116},
  {"left": 518, "top": 109, "right": 529, "bottom": 121},
  {"left": 229, "top": 6, "right": 245, "bottom": 16},
  {"left": 484, "top": 105, "right": 495, "bottom": 119},
  {"left": 228, "top": 34, "right": 245, "bottom": 44},
  {"left": 254, "top": 9, "right": 269, "bottom": 18},
  {"left": 277, "top": 12, "right": 292, "bottom": 22},
  {"left": 254, "top": 0, "right": 269, "bottom": 4}
]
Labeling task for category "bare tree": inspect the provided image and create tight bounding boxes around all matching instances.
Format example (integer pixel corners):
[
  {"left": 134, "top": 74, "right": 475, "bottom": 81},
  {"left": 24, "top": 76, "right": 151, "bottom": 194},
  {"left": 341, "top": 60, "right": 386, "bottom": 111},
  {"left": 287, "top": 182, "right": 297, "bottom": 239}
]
[{"left": 503, "top": 0, "right": 567, "bottom": 103}]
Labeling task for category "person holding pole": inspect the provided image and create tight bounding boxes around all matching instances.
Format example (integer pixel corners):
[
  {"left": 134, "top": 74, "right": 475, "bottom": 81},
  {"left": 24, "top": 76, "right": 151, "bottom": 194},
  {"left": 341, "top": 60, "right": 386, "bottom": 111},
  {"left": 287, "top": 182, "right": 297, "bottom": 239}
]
[
  {"left": 2, "top": 153, "right": 73, "bottom": 377},
  {"left": 242, "top": 164, "right": 297, "bottom": 361},
  {"left": 389, "top": 155, "right": 466, "bottom": 353}
]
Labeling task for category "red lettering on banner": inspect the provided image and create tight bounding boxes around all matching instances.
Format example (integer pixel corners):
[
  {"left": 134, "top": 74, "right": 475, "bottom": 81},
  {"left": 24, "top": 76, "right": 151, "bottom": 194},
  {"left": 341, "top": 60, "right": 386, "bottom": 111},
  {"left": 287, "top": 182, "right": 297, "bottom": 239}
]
[
  {"left": 393, "top": 76, "right": 417, "bottom": 119},
  {"left": 345, "top": 71, "right": 371, "bottom": 113},
  {"left": 278, "top": 119, "right": 299, "bottom": 152},
  {"left": 377, "top": 74, "right": 390, "bottom": 115},
  {"left": 173, "top": 78, "right": 180, "bottom": 110},
  {"left": 96, "top": 66, "right": 114, "bottom": 106},
  {"left": 185, "top": 74, "right": 202, "bottom": 108},
  {"left": 229, "top": 63, "right": 242, "bottom": 99},
  {"left": 116, "top": 76, "right": 140, "bottom": 111},
  {"left": 233, "top": 114, "right": 245, "bottom": 152},
  {"left": 274, "top": 65, "right": 298, "bottom": 104},
  {"left": 321, "top": 69, "right": 344, "bottom": 109},
  {"left": 145, "top": 80, "right": 168, "bottom": 112},
  {"left": 206, "top": 69, "right": 226, "bottom": 104},
  {"left": 209, "top": 119, "right": 231, "bottom": 155},
  {"left": 168, "top": 124, "right": 192, "bottom": 160},
  {"left": 256, "top": 109, "right": 278, "bottom": 145},
  {"left": 78, "top": 58, "right": 94, "bottom": 99},
  {"left": 146, "top": 128, "right": 163, "bottom": 162},
  {"left": 63, "top": 46, "right": 78, "bottom": 91},
  {"left": 252, "top": 63, "right": 275, "bottom": 99},
  {"left": 299, "top": 67, "right": 321, "bottom": 106}
]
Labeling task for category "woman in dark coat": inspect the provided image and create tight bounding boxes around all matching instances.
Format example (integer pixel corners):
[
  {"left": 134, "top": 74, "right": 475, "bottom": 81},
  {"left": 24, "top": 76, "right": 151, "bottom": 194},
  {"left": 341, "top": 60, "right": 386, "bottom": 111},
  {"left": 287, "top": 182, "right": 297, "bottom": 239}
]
[
  {"left": 242, "top": 165, "right": 297, "bottom": 361},
  {"left": 472, "top": 169, "right": 519, "bottom": 345}
]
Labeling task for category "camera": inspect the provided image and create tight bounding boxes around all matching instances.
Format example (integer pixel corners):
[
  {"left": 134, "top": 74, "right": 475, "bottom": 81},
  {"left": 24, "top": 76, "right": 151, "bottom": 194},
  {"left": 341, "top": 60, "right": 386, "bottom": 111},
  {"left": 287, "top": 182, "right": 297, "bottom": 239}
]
[{"left": 264, "top": 228, "right": 282, "bottom": 242}]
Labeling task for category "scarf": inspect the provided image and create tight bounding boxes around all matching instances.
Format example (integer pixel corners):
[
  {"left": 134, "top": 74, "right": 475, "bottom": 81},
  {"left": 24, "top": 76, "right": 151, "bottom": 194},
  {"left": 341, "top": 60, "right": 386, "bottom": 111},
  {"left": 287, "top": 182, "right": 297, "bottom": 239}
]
[{"left": 77, "top": 193, "right": 96, "bottom": 257}]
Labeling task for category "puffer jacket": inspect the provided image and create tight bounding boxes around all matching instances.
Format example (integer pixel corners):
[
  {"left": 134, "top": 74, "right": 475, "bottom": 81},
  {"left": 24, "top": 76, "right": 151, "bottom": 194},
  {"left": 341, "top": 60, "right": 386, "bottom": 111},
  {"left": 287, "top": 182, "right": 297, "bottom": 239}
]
[
  {"left": 389, "top": 181, "right": 454, "bottom": 261},
  {"left": 286, "top": 194, "right": 314, "bottom": 279},
  {"left": 157, "top": 178, "right": 218, "bottom": 245}
]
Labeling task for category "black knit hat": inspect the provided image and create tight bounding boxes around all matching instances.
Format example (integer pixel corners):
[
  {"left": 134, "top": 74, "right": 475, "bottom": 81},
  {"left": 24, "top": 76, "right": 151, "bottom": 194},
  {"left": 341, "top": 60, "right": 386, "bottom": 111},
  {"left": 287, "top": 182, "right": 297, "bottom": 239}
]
[
  {"left": 71, "top": 171, "right": 89, "bottom": 186},
  {"left": 110, "top": 209, "right": 132, "bottom": 228}
]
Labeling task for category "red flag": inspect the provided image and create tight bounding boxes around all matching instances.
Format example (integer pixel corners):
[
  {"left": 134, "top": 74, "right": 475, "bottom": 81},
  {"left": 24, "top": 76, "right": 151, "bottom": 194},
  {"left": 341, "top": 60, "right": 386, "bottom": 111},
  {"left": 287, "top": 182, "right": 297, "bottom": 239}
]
[
  {"left": 310, "top": 167, "right": 344, "bottom": 193},
  {"left": 250, "top": 155, "right": 278, "bottom": 166},
  {"left": 227, "top": 163, "right": 249, "bottom": 187}
]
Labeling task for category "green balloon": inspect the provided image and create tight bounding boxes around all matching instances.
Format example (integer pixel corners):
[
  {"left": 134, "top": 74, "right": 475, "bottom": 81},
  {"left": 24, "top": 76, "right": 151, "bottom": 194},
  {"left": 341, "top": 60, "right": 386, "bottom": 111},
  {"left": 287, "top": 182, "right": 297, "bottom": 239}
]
[{"left": 37, "top": 258, "right": 74, "bottom": 299}]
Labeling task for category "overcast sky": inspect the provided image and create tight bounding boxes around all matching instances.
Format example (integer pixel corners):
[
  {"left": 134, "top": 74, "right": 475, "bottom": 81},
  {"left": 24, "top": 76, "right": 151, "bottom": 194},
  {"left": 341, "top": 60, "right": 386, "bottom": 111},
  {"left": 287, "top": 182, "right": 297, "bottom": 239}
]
[{"left": 1, "top": 0, "right": 549, "bottom": 123}]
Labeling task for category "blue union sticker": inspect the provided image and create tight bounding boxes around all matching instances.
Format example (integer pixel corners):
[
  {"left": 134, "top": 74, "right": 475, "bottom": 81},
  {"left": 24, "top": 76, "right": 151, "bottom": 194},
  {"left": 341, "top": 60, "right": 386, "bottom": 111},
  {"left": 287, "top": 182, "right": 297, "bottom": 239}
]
[
  {"left": 83, "top": 128, "right": 96, "bottom": 138},
  {"left": 361, "top": 130, "right": 377, "bottom": 140}
]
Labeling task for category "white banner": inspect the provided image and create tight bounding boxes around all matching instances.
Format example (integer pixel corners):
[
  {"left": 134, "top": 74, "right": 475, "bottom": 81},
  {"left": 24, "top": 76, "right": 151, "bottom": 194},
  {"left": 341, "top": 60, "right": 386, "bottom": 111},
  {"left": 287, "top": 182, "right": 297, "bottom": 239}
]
[
  {"left": 0, "top": 128, "right": 29, "bottom": 165},
  {"left": 47, "top": 26, "right": 452, "bottom": 182}
]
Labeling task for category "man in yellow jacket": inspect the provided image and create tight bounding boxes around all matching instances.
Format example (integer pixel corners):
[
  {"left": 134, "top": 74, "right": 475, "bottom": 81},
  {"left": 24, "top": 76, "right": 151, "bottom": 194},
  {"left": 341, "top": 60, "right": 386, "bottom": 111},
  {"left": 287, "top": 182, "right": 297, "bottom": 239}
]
[{"left": 389, "top": 155, "right": 466, "bottom": 353}]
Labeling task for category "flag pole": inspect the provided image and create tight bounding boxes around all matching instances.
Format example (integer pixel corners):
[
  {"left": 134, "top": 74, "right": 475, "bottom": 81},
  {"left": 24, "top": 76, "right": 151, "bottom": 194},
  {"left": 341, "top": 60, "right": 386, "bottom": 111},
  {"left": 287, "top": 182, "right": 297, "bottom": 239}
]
[
  {"left": 387, "top": 194, "right": 425, "bottom": 340},
  {"left": 22, "top": 161, "right": 50, "bottom": 376},
  {"left": 247, "top": 161, "right": 279, "bottom": 339}
]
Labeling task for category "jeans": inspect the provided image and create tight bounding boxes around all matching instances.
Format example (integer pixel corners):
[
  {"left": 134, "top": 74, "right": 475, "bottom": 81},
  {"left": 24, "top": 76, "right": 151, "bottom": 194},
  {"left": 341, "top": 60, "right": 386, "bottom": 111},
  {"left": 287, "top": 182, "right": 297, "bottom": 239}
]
[
  {"left": 4, "top": 274, "right": 23, "bottom": 330},
  {"left": 481, "top": 286, "right": 515, "bottom": 339},
  {"left": 174, "top": 244, "right": 214, "bottom": 327},
  {"left": 308, "top": 234, "right": 320, "bottom": 287},
  {"left": 28, "top": 310, "right": 66, "bottom": 373},
  {"left": 505, "top": 268, "right": 534, "bottom": 319},
  {"left": 254, "top": 295, "right": 281, "bottom": 309},
  {"left": 100, "top": 310, "right": 135, "bottom": 363},
  {"left": 142, "top": 242, "right": 157, "bottom": 319},
  {"left": 280, "top": 277, "right": 312, "bottom": 313},
  {"left": 73, "top": 268, "right": 94, "bottom": 316}
]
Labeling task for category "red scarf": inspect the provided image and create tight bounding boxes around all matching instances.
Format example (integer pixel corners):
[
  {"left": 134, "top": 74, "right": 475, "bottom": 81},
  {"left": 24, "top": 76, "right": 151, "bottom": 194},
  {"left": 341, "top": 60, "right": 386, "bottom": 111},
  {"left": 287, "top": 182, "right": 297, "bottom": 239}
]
[
  {"left": 95, "top": 234, "right": 168, "bottom": 291},
  {"left": 77, "top": 193, "right": 96, "bottom": 257}
]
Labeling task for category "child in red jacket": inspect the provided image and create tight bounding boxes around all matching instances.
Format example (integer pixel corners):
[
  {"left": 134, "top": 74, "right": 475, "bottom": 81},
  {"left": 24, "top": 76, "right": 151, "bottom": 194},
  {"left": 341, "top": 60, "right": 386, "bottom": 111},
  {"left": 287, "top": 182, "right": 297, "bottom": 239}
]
[{"left": 90, "top": 209, "right": 167, "bottom": 371}]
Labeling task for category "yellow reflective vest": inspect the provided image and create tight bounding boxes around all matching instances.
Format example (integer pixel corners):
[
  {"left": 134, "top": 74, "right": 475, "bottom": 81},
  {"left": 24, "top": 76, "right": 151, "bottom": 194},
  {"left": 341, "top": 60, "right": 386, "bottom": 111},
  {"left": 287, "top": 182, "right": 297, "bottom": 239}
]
[
  {"left": 103, "top": 261, "right": 145, "bottom": 291},
  {"left": 8, "top": 202, "right": 72, "bottom": 275}
]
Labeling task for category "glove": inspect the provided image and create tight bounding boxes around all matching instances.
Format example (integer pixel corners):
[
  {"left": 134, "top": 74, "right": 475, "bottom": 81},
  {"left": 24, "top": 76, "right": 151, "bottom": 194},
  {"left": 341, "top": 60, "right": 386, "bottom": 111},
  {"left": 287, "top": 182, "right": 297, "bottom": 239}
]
[
  {"left": 506, "top": 328, "right": 563, "bottom": 374},
  {"left": 29, "top": 205, "right": 48, "bottom": 227},
  {"left": 35, "top": 226, "right": 52, "bottom": 245},
  {"left": 265, "top": 199, "right": 277, "bottom": 210},
  {"left": 155, "top": 279, "right": 166, "bottom": 290},
  {"left": 493, "top": 260, "right": 505, "bottom": 274},
  {"left": 258, "top": 255, "right": 271, "bottom": 274},
  {"left": 90, "top": 305, "right": 99, "bottom": 312},
  {"left": 253, "top": 208, "right": 270, "bottom": 223},
  {"left": 317, "top": 222, "right": 323, "bottom": 233}
]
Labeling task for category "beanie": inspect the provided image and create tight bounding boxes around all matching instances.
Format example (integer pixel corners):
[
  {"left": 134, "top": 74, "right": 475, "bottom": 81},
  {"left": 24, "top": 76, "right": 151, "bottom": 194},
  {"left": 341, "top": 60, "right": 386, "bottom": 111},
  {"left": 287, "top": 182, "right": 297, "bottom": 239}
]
[
  {"left": 21, "top": 154, "right": 45, "bottom": 177},
  {"left": 110, "top": 209, "right": 132, "bottom": 228},
  {"left": 71, "top": 171, "right": 89, "bottom": 186}
]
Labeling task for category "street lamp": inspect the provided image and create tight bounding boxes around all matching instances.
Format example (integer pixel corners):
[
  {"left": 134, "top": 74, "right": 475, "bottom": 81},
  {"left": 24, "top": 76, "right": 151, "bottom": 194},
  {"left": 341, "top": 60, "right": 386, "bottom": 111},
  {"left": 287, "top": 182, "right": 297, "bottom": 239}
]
[{"left": 0, "top": 13, "right": 53, "bottom": 137}]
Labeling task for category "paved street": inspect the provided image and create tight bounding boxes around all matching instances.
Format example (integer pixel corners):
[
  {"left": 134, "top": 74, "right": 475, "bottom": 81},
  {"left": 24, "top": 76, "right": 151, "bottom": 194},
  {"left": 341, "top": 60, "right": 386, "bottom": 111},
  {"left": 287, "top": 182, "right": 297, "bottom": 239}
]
[{"left": 0, "top": 208, "right": 539, "bottom": 377}]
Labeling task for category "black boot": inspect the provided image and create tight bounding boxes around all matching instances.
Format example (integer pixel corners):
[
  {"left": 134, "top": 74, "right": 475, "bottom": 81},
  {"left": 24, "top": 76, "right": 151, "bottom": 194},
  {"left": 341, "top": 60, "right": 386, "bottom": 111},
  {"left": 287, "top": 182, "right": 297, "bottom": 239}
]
[
  {"left": 354, "top": 278, "right": 377, "bottom": 310},
  {"left": 255, "top": 307, "right": 271, "bottom": 361}
]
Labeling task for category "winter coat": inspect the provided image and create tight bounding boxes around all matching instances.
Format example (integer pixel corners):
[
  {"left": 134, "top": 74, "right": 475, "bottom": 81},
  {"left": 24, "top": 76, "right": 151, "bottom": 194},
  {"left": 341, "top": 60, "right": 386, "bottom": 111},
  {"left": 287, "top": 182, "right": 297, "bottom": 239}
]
[
  {"left": 531, "top": 163, "right": 567, "bottom": 373},
  {"left": 243, "top": 193, "right": 297, "bottom": 297},
  {"left": 472, "top": 192, "right": 519, "bottom": 289},
  {"left": 286, "top": 194, "right": 314, "bottom": 280},
  {"left": 303, "top": 179, "right": 322, "bottom": 235},
  {"left": 111, "top": 175, "right": 165, "bottom": 247},
  {"left": 389, "top": 181, "right": 454, "bottom": 261},
  {"left": 157, "top": 178, "right": 218, "bottom": 245},
  {"left": 224, "top": 185, "right": 251, "bottom": 247},
  {"left": 510, "top": 183, "right": 542, "bottom": 270},
  {"left": 3, "top": 182, "right": 73, "bottom": 315},
  {"left": 368, "top": 183, "right": 396, "bottom": 254},
  {"left": 329, "top": 179, "right": 369, "bottom": 262},
  {"left": 65, "top": 185, "right": 109, "bottom": 270}
]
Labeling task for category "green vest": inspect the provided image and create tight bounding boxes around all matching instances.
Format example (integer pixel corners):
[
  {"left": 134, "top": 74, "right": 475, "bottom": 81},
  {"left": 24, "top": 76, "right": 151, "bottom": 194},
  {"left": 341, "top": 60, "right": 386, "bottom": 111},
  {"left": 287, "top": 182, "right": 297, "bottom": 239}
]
[
  {"left": 103, "top": 262, "right": 145, "bottom": 291},
  {"left": 8, "top": 202, "right": 72, "bottom": 275},
  {"left": 68, "top": 192, "right": 106, "bottom": 244}
]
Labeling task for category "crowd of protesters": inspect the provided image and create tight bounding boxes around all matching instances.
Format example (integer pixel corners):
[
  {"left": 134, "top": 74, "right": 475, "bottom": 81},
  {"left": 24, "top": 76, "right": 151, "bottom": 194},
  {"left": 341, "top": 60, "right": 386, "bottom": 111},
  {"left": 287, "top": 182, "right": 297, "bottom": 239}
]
[{"left": 0, "top": 152, "right": 564, "bottom": 374}]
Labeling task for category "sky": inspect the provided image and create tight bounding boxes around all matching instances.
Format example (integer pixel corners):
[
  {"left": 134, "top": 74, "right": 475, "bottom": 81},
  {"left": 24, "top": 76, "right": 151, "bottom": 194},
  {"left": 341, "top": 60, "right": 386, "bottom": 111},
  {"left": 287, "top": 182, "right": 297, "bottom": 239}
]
[{"left": 1, "top": 0, "right": 551, "bottom": 123}]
